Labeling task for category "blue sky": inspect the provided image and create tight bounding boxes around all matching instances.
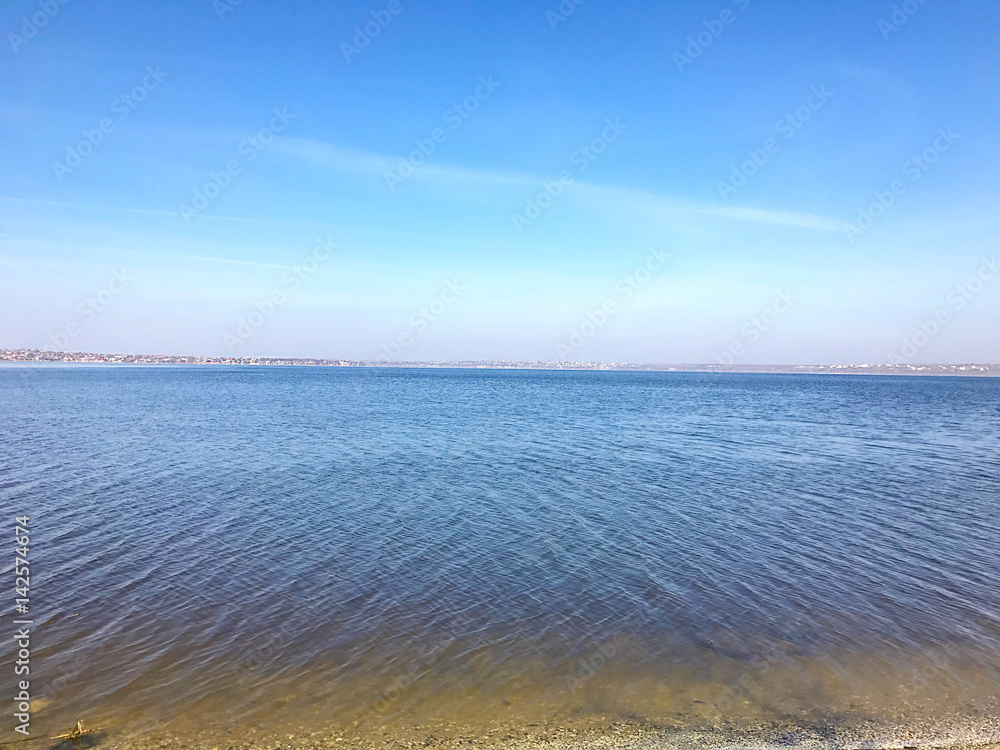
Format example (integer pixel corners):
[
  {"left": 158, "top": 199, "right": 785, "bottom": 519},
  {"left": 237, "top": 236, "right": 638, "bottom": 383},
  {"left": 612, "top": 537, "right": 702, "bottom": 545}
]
[{"left": 1, "top": 0, "right": 998, "bottom": 363}]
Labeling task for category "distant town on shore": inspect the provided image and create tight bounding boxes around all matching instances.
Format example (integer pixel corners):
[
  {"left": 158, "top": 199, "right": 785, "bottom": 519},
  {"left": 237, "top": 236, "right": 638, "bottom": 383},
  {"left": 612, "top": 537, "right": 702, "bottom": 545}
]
[{"left": 2, "top": 349, "right": 997, "bottom": 376}]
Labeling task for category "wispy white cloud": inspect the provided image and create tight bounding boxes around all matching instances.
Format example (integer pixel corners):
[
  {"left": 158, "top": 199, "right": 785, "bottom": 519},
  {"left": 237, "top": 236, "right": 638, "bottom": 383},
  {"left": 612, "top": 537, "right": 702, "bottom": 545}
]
[
  {"left": 0, "top": 196, "right": 341, "bottom": 230},
  {"left": 0, "top": 195, "right": 466, "bottom": 245},
  {"left": 571, "top": 183, "right": 845, "bottom": 232},
  {"left": 272, "top": 137, "right": 528, "bottom": 187},
  {"left": 0, "top": 236, "right": 287, "bottom": 270},
  {"left": 273, "top": 137, "right": 843, "bottom": 232},
  {"left": 1, "top": 141, "right": 843, "bottom": 238},
  {"left": 141, "top": 250, "right": 287, "bottom": 269}
]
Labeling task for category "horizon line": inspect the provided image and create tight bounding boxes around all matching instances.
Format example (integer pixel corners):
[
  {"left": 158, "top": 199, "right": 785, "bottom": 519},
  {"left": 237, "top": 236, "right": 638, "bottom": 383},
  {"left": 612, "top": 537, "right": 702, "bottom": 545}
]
[{"left": 1, "top": 348, "right": 997, "bottom": 374}]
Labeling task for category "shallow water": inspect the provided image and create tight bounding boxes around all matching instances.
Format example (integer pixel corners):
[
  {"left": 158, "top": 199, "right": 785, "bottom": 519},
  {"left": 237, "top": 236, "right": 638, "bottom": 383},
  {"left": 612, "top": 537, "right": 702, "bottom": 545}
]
[{"left": 2, "top": 366, "right": 999, "bottom": 743}]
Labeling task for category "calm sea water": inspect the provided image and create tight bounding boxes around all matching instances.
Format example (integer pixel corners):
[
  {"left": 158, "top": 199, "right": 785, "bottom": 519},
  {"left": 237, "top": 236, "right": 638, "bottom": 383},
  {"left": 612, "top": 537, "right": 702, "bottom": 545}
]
[{"left": 2, "top": 366, "right": 999, "bottom": 743}]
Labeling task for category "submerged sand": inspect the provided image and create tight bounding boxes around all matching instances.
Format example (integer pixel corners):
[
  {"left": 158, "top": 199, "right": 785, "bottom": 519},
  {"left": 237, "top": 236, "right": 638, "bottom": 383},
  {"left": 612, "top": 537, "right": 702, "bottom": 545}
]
[{"left": 43, "top": 709, "right": 1000, "bottom": 750}]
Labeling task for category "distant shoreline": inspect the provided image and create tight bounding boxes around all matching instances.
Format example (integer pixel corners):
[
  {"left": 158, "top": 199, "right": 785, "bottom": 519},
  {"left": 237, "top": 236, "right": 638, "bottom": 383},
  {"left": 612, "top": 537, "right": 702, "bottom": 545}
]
[{"left": 2, "top": 349, "right": 998, "bottom": 376}]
